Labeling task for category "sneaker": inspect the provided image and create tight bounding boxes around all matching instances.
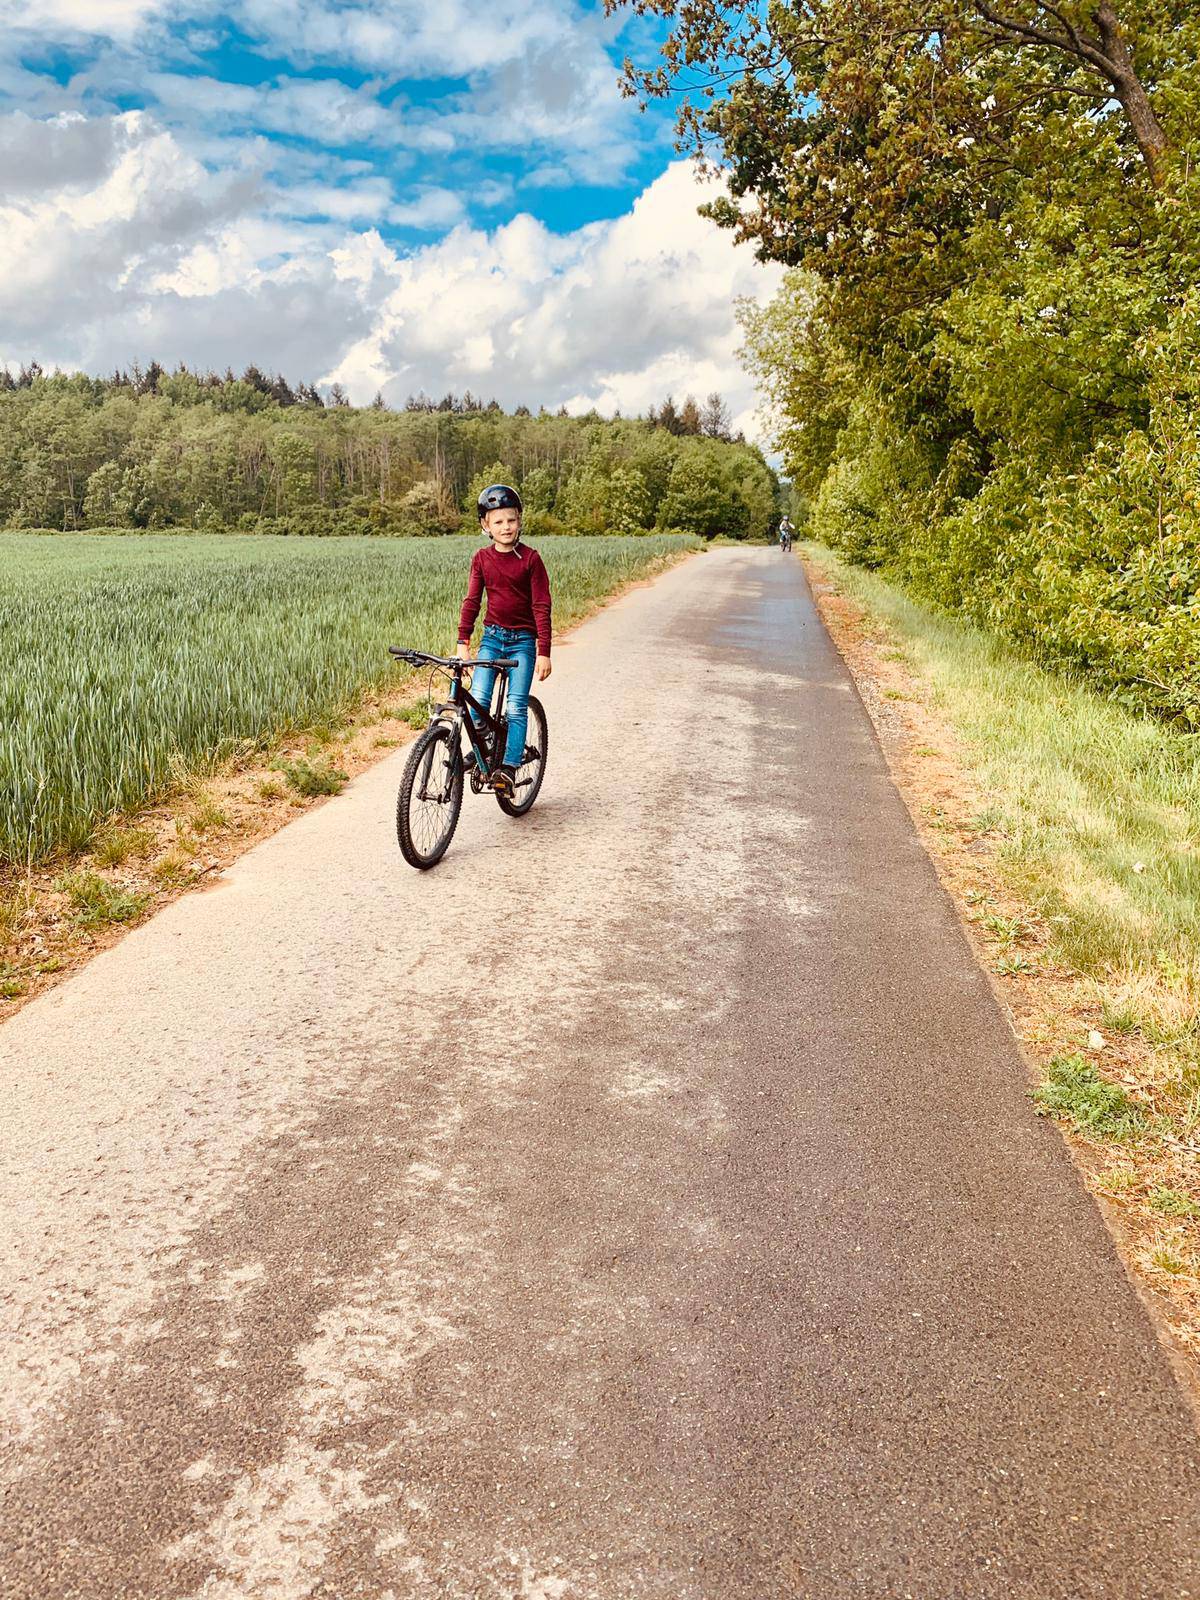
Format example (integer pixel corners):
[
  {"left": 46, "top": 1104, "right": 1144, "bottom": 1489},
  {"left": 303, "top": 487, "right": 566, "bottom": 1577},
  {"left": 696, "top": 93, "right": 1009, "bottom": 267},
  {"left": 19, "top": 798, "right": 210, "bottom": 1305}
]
[{"left": 492, "top": 764, "right": 517, "bottom": 796}]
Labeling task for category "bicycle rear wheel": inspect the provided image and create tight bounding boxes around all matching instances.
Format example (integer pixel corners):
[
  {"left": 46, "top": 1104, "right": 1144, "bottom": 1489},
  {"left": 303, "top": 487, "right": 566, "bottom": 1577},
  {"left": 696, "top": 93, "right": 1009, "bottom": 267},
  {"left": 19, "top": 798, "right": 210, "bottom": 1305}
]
[
  {"left": 495, "top": 695, "right": 548, "bottom": 818},
  {"left": 396, "top": 724, "right": 463, "bottom": 868}
]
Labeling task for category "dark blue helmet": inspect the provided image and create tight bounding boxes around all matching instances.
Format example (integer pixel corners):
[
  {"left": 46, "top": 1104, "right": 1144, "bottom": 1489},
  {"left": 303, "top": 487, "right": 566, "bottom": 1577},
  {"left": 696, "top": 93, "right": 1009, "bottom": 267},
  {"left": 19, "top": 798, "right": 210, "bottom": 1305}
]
[{"left": 477, "top": 483, "right": 522, "bottom": 519}]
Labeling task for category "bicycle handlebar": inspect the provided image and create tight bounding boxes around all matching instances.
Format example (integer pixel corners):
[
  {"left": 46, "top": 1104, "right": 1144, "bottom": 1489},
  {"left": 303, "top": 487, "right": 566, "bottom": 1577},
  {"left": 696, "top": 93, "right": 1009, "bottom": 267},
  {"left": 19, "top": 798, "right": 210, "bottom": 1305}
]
[{"left": 388, "top": 646, "right": 518, "bottom": 670}]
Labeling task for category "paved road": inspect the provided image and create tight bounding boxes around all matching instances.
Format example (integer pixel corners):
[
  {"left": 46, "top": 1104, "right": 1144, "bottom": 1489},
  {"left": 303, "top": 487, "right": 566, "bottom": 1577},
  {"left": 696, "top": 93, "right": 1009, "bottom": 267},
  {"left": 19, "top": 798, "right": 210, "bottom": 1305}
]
[{"left": 2, "top": 548, "right": 1198, "bottom": 1600}]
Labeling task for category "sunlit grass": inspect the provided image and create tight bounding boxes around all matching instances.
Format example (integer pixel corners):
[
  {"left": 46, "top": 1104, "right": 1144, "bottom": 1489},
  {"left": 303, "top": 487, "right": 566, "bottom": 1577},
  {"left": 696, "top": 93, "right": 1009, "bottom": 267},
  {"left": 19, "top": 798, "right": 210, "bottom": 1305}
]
[{"left": 803, "top": 542, "right": 1200, "bottom": 1012}]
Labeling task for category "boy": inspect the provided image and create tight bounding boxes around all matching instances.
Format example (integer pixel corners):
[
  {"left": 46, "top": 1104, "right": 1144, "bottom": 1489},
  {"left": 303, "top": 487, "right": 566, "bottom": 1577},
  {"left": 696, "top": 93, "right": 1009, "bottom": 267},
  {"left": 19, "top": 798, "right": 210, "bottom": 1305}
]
[{"left": 456, "top": 483, "right": 552, "bottom": 796}]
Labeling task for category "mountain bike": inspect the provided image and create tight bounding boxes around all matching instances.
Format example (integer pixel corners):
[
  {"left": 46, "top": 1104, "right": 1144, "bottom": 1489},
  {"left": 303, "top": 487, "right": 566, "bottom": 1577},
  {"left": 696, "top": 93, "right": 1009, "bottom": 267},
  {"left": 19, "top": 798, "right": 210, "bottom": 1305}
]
[{"left": 387, "top": 646, "right": 549, "bottom": 869}]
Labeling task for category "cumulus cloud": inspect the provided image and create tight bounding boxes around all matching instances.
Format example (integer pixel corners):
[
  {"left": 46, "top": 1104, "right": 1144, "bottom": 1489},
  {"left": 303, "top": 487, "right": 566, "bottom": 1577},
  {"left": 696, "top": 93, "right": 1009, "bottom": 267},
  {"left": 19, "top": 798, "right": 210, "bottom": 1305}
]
[
  {"left": 0, "top": 0, "right": 170, "bottom": 35},
  {"left": 3, "top": 0, "right": 647, "bottom": 185},
  {"left": 334, "top": 163, "right": 784, "bottom": 434},
  {"left": 0, "top": 108, "right": 780, "bottom": 440}
]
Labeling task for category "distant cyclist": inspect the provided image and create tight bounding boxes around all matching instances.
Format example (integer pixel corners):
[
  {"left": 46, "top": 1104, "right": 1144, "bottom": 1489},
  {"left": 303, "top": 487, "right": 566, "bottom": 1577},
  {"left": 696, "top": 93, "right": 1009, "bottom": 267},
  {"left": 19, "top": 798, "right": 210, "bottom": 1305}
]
[{"left": 778, "top": 515, "right": 794, "bottom": 553}]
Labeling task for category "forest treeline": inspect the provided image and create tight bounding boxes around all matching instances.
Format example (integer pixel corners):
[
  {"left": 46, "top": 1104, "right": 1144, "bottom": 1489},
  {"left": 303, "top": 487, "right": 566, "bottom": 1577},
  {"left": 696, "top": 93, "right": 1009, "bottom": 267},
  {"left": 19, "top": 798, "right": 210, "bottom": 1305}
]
[
  {"left": 617, "top": 0, "right": 1200, "bottom": 723},
  {"left": 0, "top": 364, "right": 778, "bottom": 542}
]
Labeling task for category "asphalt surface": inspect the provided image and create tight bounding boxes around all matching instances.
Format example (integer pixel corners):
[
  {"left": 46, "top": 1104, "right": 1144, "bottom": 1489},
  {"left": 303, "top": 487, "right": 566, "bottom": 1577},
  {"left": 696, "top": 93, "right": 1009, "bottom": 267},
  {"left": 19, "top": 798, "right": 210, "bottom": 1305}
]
[{"left": 2, "top": 547, "right": 1199, "bottom": 1600}]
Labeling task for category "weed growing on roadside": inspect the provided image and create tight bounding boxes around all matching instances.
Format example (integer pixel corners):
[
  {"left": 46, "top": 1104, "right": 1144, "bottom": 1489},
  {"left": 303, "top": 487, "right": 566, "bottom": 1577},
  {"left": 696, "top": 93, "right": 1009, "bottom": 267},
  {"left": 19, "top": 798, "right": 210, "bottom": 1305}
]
[
  {"left": 256, "top": 778, "right": 285, "bottom": 801},
  {"left": 187, "top": 795, "right": 228, "bottom": 836},
  {"left": 983, "top": 912, "right": 1032, "bottom": 949},
  {"left": 56, "top": 870, "right": 149, "bottom": 929},
  {"left": 274, "top": 758, "right": 348, "bottom": 798},
  {"left": 0, "top": 882, "right": 31, "bottom": 944},
  {"left": 1149, "top": 1187, "right": 1200, "bottom": 1220},
  {"left": 152, "top": 850, "right": 197, "bottom": 887},
  {"left": 1147, "top": 1235, "right": 1197, "bottom": 1278},
  {"left": 1100, "top": 998, "right": 1142, "bottom": 1036},
  {"left": 995, "top": 954, "right": 1038, "bottom": 976},
  {"left": 92, "top": 826, "right": 156, "bottom": 867},
  {"left": 388, "top": 704, "right": 431, "bottom": 730},
  {"left": 1034, "top": 1054, "right": 1151, "bottom": 1141},
  {"left": 1096, "top": 1165, "right": 1139, "bottom": 1195}
]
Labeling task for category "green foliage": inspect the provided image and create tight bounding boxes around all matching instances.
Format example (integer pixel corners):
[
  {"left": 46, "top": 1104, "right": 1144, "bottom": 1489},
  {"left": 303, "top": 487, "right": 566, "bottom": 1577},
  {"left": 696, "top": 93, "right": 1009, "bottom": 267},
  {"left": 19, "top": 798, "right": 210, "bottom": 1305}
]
[
  {"left": 715, "top": 2, "right": 1200, "bottom": 724},
  {"left": 91, "top": 826, "right": 155, "bottom": 867},
  {"left": 1034, "top": 1054, "right": 1151, "bottom": 1141},
  {"left": 273, "top": 758, "right": 349, "bottom": 797},
  {"left": 55, "top": 870, "right": 149, "bottom": 929},
  {"left": 0, "top": 381, "right": 776, "bottom": 541},
  {"left": 1149, "top": 1187, "right": 1200, "bottom": 1219},
  {"left": 519, "top": 464, "right": 556, "bottom": 514},
  {"left": 658, "top": 452, "right": 738, "bottom": 539}
]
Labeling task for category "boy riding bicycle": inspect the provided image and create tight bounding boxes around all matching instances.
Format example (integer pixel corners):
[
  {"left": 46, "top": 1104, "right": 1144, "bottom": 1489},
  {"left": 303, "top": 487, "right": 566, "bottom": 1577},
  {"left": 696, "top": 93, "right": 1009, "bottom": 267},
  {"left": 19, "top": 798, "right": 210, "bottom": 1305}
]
[{"left": 456, "top": 483, "right": 552, "bottom": 798}]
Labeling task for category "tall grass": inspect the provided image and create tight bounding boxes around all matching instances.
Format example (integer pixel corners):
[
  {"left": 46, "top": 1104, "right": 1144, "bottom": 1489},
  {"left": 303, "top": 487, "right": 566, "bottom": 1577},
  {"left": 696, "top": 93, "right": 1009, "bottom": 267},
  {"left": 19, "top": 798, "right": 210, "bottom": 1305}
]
[
  {"left": 1, "top": 532, "right": 695, "bottom": 863},
  {"left": 804, "top": 543, "right": 1200, "bottom": 1010}
]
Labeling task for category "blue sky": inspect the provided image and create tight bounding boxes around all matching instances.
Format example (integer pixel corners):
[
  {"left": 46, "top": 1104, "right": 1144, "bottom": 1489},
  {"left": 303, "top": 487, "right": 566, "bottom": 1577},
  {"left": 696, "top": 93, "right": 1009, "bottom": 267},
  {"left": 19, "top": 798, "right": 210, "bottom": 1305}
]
[{"left": 0, "top": 1, "right": 782, "bottom": 432}]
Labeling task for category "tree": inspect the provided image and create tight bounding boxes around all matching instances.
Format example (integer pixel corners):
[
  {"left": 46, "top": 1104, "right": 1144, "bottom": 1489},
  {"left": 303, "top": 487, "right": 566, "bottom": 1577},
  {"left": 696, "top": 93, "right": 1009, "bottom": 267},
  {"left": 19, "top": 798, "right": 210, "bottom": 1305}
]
[
  {"left": 400, "top": 476, "right": 460, "bottom": 535},
  {"left": 700, "top": 393, "right": 731, "bottom": 440},
  {"left": 82, "top": 461, "right": 132, "bottom": 527},
  {"left": 0, "top": 381, "right": 778, "bottom": 539},
  {"left": 678, "top": 395, "right": 702, "bottom": 436},
  {"left": 519, "top": 465, "right": 556, "bottom": 514},
  {"left": 658, "top": 449, "right": 746, "bottom": 539},
  {"left": 327, "top": 382, "right": 351, "bottom": 408},
  {"left": 607, "top": 465, "right": 652, "bottom": 533},
  {"left": 651, "top": 394, "right": 682, "bottom": 435}
]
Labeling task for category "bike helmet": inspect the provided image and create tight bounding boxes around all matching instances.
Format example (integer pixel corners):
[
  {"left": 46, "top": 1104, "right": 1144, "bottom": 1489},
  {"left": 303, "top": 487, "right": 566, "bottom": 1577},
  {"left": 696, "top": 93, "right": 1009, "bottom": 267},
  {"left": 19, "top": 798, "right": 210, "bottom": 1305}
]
[{"left": 477, "top": 483, "right": 523, "bottom": 518}]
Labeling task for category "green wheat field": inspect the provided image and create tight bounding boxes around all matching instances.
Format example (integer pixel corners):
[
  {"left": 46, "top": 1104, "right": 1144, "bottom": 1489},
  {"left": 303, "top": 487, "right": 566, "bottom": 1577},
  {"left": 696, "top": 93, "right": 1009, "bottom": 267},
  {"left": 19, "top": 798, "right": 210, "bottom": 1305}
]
[{"left": 1, "top": 532, "right": 696, "bottom": 864}]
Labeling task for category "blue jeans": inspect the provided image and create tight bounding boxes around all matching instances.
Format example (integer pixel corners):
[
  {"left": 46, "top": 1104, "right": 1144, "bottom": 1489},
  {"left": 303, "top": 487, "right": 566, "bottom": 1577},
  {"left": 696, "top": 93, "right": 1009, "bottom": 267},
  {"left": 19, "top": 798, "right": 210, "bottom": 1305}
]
[{"left": 469, "top": 624, "right": 536, "bottom": 767}]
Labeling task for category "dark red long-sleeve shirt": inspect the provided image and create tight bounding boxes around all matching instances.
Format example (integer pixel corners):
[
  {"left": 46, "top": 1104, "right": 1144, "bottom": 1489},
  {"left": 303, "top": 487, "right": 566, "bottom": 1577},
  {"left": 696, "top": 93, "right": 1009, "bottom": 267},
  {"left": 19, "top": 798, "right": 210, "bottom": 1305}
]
[{"left": 458, "top": 542, "right": 552, "bottom": 656}]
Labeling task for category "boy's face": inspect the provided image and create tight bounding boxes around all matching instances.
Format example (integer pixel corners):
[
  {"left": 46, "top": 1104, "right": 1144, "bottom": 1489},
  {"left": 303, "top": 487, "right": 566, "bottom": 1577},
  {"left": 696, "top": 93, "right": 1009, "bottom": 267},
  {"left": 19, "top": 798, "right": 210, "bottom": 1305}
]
[{"left": 483, "top": 507, "right": 521, "bottom": 548}]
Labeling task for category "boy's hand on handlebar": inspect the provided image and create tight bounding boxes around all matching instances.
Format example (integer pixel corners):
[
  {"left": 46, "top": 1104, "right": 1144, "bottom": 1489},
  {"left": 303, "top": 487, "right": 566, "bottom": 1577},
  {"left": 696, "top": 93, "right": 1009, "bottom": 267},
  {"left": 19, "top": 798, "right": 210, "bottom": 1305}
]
[
  {"left": 455, "top": 642, "right": 470, "bottom": 661},
  {"left": 535, "top": 655, "right": 552, "bottom": 682}
]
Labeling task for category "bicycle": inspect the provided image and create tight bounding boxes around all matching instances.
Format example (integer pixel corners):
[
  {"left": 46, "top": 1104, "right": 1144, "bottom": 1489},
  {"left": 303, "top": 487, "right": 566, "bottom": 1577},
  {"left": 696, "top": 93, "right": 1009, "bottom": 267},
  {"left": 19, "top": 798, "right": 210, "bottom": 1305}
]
[{"left": 387, "top": 646, "right": 549, "bottom": 869}]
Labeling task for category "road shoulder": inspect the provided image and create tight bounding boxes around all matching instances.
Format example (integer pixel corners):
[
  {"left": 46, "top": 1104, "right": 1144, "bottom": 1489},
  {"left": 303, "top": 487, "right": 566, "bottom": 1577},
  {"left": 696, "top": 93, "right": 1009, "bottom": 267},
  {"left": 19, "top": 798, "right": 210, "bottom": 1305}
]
[{"left": 801, "top": 543, "right": 1200, "bottom": 1401}]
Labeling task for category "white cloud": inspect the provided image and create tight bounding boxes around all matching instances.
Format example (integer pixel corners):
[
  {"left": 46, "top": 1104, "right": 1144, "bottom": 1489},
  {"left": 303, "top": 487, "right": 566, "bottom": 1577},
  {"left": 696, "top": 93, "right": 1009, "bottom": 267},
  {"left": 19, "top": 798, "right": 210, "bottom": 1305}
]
[
  {"left": 386, "top": 189, "right": 466, "bottom": 231},
  {"left": 0, "top": 110, "right": 779, "bottom": 440},
  {"left": 4, "top": 1, "right": 646, "bottom": 186},
  {"left": 202, "top": 0, "right": 580, "bottom": 77},
  {"left": 0, "top": 0, "right": 171, "bottom": 34},
  {"left": 146, "top": 73, "right": 404, "bottom": 147},
  {"left": 331, "top": 162, "right": 784, "bottom": 430}
]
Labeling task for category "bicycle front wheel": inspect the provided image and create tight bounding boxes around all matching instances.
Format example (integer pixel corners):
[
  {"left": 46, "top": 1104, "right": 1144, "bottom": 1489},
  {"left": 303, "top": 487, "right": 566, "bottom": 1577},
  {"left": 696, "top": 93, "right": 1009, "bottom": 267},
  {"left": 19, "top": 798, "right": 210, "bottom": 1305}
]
[
  {"left": 396, "top": 724, "right": 463, "bottom": 868},
  {"left": 495, "top": 695, "right": 548, "bottom": 818}
]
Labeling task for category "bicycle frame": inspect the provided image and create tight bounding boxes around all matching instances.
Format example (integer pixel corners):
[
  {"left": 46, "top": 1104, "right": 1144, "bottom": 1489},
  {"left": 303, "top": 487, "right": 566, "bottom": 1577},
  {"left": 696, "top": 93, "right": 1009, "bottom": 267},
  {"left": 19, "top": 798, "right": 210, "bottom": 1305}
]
[{"left": 437, "top": 662, "right": 510, "bottom": 777}]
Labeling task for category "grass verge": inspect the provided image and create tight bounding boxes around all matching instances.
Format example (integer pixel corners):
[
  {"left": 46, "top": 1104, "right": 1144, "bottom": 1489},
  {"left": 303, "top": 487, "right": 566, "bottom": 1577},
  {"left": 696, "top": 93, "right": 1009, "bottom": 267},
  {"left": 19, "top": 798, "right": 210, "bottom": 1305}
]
[{"left": 801, "top": 541, "right": 1200, "bottom": 1365}]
